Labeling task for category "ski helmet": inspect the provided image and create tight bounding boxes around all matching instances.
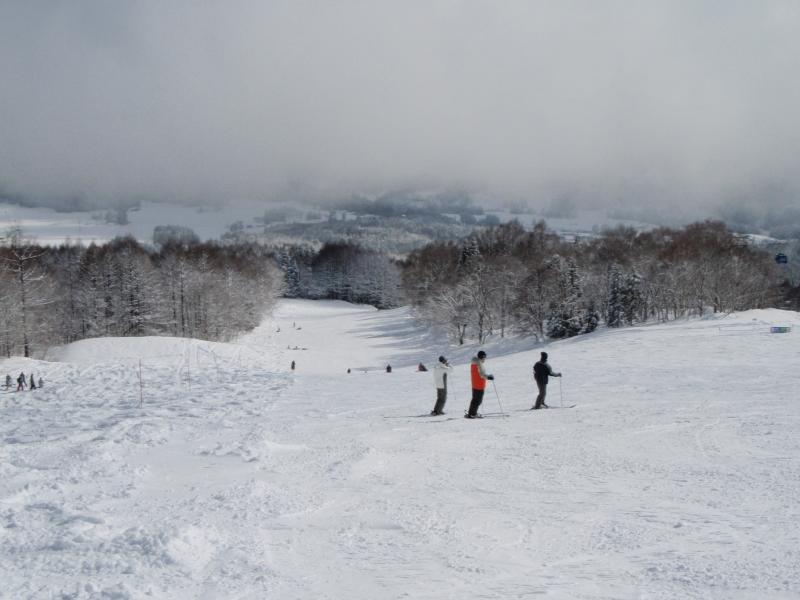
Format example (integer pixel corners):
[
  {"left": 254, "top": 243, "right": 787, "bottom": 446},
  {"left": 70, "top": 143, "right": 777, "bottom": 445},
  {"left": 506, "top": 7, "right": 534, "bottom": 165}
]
[
  {"left": 477, "top": 350, "right": 487, "bottom": 359},
  {"left": 439, "top": 355, "right": 446, "bottom": 363}
]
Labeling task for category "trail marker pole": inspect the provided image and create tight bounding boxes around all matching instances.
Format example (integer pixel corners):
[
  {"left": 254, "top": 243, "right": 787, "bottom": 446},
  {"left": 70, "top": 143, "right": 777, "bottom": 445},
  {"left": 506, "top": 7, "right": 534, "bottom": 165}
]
[{"left": 559, "top": 377, "right": 564, "bottom": 408}]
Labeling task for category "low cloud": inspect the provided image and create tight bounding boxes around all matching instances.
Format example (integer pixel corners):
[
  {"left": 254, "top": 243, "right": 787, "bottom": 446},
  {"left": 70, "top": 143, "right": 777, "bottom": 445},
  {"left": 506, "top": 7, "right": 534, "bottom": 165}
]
[{"left": 1, "top": 1, "right": 799, "bottom": 216}]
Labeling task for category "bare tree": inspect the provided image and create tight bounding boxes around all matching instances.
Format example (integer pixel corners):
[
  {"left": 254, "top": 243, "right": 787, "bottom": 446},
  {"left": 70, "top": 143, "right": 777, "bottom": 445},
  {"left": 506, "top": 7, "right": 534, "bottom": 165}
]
[{"left": 0, "top": 229, "right": 50, "bottom": 357}]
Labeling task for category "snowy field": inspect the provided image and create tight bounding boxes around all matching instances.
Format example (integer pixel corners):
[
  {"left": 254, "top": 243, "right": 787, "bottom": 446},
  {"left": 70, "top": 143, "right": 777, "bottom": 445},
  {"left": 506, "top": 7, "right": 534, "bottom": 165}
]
[
  {"left": 1, "top": 300, "right": 799, "bottom": 599},
  {"left": 0, "top": 200, "right": 654, "bottom": 247},
  {"left": 0, "top": 201, "right": 264, "bottom": 245}
]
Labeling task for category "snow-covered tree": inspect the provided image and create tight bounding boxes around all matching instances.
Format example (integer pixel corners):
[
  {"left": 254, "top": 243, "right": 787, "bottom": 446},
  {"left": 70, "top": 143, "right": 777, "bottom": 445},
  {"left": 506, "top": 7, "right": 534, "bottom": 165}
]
[
  {"left": 620, "top": 271, "right": 643, "bottom": 325},
  {"left": 606, "top": 265, "right": 624, "bottom": 328},
  {"left": 0, "top": 229, "right": 50, "bottom": 357},
  {"left": 581, "top": 302, "right": 600, "bottom": 333}
]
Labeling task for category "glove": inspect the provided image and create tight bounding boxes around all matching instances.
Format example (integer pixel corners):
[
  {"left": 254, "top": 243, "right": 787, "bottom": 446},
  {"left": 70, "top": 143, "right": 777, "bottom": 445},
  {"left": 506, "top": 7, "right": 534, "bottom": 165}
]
[{"left": 487, "top": 375, "right": 495, "bottom": 381}]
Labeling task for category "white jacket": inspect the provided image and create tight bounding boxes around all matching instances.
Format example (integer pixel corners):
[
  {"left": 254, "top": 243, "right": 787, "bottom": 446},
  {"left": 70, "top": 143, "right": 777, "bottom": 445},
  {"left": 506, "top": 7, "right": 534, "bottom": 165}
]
[{"left": 433, "top": 363, "right": 452, "bottom": 389}]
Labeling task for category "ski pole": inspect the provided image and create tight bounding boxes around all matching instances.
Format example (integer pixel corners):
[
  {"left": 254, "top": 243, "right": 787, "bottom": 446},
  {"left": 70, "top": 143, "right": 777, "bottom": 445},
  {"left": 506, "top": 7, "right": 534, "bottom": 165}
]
[
  {"left": 462, "top": 376, "right": 475, "bottom": 416},
  {"left": 491, "top": 380, "right": 505, "bottom": 415},
  {"left": 559, "top": 376, "right": 564, "bottom": 408}
]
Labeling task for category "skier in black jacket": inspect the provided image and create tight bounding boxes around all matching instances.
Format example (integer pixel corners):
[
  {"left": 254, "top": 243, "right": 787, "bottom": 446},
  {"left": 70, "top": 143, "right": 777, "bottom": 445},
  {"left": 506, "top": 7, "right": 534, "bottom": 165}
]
[{"left": 532, "top": 352, "right": 561, "bottom": 409}]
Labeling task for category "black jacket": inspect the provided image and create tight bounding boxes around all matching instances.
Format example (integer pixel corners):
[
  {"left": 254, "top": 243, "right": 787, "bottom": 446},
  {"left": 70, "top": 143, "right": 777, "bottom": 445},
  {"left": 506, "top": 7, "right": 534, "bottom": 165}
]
[{"left": 533, "top": 360, "right": 555, "bottom": 385}]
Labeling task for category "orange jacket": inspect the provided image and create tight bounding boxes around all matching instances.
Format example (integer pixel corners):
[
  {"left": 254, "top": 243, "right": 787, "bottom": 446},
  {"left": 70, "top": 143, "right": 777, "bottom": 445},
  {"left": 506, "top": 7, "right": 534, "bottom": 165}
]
[{"left": 471, "top": 358, "right": 488, "bottom": 390}]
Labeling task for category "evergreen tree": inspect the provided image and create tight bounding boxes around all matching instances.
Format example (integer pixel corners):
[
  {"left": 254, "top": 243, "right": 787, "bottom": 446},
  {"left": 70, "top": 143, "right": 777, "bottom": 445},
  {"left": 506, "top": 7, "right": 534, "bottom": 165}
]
[
  {"left": 546, "top": 257, "right": 582, "bottom": 339},
  {"left": 607, "top": 265, "right": 624, "bottom": 328},
  {"left": 620, "top": 272, "right": 643, "bottom": 325},
  {"left": 546, "top": 306, "right": 582, "bottom": 339},
  {"left": 545, "top": 305, "right": 568, "bottom": 338},
  {"left": 582, "top": 301, "right": 600, "bottom": 333},
  {"left": 278, "top": 249, "right": 301, "bottom": 298},
  {"left": 458, "top": 237, "right": 480, "bottom": 270}
]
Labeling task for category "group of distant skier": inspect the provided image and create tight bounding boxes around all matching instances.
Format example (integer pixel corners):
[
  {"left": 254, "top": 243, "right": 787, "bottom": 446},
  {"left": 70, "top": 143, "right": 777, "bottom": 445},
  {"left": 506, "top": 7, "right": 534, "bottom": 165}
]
[
  {"left": 430, "top": 350, "right": 561, "bottom": 418},
  {"left": 283, "top": 326, "right": 563, "bottom": 418},
  {"left": 4, "top": 373, "right": 43, "bottom": 392}
]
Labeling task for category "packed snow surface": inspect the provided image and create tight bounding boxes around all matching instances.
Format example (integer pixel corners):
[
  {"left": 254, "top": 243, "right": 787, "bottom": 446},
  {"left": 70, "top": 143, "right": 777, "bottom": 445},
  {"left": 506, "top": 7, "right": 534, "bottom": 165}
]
[{"left": 2, "top": 300, "right": 799, "bottom": 599}]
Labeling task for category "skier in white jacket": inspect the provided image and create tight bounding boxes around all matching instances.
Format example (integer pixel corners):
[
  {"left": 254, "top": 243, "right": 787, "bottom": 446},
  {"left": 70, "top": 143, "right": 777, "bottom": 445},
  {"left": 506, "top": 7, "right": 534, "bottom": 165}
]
[{"left": 431, "top": 356, "right": 453, "bottom": 415}]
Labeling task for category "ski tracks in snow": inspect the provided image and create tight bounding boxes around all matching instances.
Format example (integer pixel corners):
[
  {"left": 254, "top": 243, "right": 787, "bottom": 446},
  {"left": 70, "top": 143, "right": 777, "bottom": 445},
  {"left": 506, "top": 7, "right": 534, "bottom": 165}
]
[
  {"left": 1, "top": 352, "right": 300, "bottom": 599},
  {"left": 2, "top": 300, "right": 800, "bottom": 598}
]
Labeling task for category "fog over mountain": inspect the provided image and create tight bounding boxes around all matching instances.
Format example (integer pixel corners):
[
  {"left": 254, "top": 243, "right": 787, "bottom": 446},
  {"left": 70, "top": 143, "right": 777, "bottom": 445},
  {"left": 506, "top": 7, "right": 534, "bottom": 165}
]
[{"left": 1, "top": 1, "right": 799, "bottom": 221}]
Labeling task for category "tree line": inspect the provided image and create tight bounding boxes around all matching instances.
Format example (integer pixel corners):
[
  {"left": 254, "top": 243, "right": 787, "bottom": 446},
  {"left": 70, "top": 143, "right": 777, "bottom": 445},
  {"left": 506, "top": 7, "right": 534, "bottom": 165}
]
[
  {"left": 0, "top": 233, "right": 283, "bottom": 358},
  {"left": 401, "top": 220, "right": 781, "bottom": 344},
  {"left": 0, "top": 219, "right": 785, "bottom": 358},
  {"left": 273, "top": 219, "right": 782, "bottom": 345},
  {"left": 276, "top": 242, "right": 402, "bottom": 308}
]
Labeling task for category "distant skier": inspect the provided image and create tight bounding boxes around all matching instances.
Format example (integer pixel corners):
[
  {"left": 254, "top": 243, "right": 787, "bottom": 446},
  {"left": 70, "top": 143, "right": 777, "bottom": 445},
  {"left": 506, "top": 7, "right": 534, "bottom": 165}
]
[
  {"left": 347, "top": 368, "right": 351, "bottom": 374},
  {"left": 431, "top": 356, "right": 452, "bottom": 415},
  {"left": 38, "top": 376, "right": 44, "bottom": 388},
  {"left": 418, "top": 362, "right": 428, "bottom": 372},
  {"left": 386, "top": 364, "right": 392, "bottom": 373},
  {"left": 532, "top": 351, "right": 561, "bottom": 409},
  {"left": 466, "top": 351, "right": 493, "bottom": 418},
  {"left": 29, "top": 374, "right": 36, "bottom": 390},
  {"left": 291, "top": 360, "right": 296, "bottom": 371},
  {"left": 16, "top": 373, "right": 26, "bottom": 391},
  {"left": 4, "top": 374, "right": 11, "bottom": 389}
]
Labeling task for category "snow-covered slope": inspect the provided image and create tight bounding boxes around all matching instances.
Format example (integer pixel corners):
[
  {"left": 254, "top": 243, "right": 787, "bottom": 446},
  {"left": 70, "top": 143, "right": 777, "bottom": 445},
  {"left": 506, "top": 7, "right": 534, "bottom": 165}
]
[{"left": 2, "top": 301, "right": 799, "bottom": 599}]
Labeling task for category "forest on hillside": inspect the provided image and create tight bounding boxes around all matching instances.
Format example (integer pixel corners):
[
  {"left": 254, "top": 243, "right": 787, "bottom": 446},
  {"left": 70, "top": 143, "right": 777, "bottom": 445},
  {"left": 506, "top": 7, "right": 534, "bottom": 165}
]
[
  {"left": 400, "top": 220, "right": 781, "bottom": 344},
  {"left": 0, "top": 219, "right": 791, "bottom": 358},
  {"left": 0, "top": 232, "right": 282, "bottom": 358},
  {"left": 273, "top": 219, "right": 785, "bottom": 344}
]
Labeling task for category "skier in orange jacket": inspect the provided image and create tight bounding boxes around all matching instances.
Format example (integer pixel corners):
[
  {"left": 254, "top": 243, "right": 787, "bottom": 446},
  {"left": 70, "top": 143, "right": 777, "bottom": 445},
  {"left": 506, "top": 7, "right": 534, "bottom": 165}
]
[{"left": 466, "top": 350, "right": 493, "bottom": 418}]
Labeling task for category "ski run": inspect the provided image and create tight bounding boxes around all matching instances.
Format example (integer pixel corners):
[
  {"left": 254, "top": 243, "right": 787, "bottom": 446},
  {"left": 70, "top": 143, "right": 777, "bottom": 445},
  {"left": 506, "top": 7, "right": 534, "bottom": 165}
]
[{"left": 2, "top": 299, "right": 799, "bottom": 599}]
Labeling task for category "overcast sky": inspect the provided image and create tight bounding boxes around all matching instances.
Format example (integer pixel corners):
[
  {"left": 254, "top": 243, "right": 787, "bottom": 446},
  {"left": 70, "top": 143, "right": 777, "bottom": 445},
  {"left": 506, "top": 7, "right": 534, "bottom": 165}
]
[{"left": 1, "top": 1, "right": 799, "bottom": 213}]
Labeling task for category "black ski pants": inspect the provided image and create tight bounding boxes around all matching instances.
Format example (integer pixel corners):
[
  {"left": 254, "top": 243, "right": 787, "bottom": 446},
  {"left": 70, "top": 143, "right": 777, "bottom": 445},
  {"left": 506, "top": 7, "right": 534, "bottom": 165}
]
[
  {"left": 432, "top": 388, "right": 447, "bottom": 414},
  {"left": 534, "top": 381, "right": 547, "bottom": 408},
  {"left": 468, "top": 388, "right": 485, "bottom": 417}
]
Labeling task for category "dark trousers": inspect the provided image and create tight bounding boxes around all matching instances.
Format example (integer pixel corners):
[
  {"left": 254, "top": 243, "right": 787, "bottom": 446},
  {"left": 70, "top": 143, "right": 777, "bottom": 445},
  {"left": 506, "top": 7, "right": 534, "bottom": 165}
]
[
  {"left": 468, "top": 388, "right": 485, "bottom": 416},
  {"left": 534, "top": 381, "right": 547, "bottom": 408},
  {"left": 432, "top": 388, "right": 447, "bottom": 414}
]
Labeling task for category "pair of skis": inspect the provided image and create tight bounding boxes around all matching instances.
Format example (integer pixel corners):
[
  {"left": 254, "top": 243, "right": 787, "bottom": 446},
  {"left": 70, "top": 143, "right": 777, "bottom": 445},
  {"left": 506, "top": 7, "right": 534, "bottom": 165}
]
[
  {"left": 463, "top": 406, "right": 576, "bottom": 418},
  {"left": 464, "top": 411, "right": 508, "bottom": 419},
  {"left": 385, "top": 405, "right": 577, "bottom": 421}
]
